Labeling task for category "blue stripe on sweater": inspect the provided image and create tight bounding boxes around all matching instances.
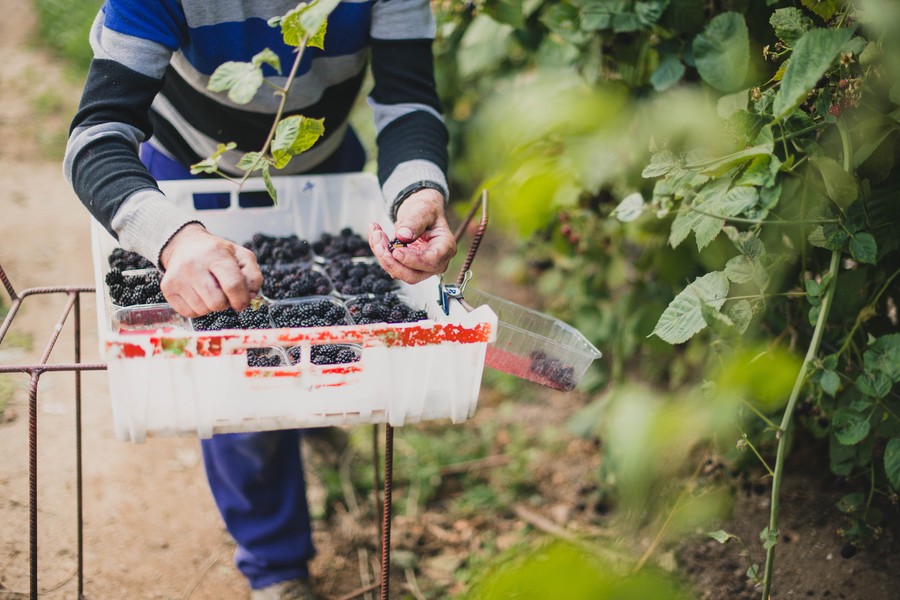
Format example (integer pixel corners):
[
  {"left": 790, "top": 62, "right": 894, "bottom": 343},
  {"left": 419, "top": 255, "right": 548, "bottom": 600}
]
[
  {"left": 102, "top": 0, "right": 188, "bottom": 50},
  {"left": 105, "top": 1, "right": 371, "bottom": 76}
]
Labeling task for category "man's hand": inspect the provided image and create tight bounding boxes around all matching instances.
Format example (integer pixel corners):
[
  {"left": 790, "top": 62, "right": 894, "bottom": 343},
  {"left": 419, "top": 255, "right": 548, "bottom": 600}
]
[
  {"left": 368, "top": 189, "right": 457, "bottom": 284},
  {"left": 159, "top": 224, "right": 263, "bottom": 318}
]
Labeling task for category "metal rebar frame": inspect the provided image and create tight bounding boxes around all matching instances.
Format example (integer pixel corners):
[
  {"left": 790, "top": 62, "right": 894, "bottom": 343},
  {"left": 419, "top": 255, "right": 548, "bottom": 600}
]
[
  {"left": 1, "top": 262, "right": 105, "bottom": 600},
  {"left": 0, "top": 261, "right": 398, "bottom": 600}
]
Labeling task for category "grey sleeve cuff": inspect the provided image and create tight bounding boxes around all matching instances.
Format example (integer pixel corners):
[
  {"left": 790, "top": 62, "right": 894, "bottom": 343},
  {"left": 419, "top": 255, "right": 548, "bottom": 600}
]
[
  {"left": 381, "top": 159, "right": 449, "bottom": 220},
  {"left": 110, "top": 189, "right": 204, "bottom": 269}
]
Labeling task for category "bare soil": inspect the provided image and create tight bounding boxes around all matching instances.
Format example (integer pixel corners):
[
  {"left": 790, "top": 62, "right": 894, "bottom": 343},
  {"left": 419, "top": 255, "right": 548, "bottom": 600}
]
[{"left": 1, "top": 2, "right": 898, "bottom": 599}]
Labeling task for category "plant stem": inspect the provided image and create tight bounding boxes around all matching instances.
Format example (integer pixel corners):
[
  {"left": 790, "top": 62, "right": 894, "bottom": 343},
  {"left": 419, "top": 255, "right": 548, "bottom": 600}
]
[
  {"left": 685, "top": 203, "right": 837, "bottom": 226},
  {"left": 761, "top": 250, "right": 839, "bottom": 600},
  {"left": 836, "top": 266, "right": 900, "bottom": 357},
  {"left": 762, "top": 119, "right": 853, "bottom": 599},
  {"left": 238, "top": 37, "right": 310, "bottom": 189},
  {"left": 740, "top": 432, "right": 775, "bottom": 477}
]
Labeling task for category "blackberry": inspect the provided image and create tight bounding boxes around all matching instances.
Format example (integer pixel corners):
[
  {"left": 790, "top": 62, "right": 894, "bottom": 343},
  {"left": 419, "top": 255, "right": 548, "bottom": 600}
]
[
  {"left": 247, "top": 349, "right": 284, "bottom": 368},
  {"left": 108, "top": 270, "right": 163, "bottom": 306},
  {"left": 108, "top": 248, "right": 155, "bottom": 271},
  {"left": 271, "top": 299, "right": 348, "bottom": 328},
  {"left": 348, "top": 294, "right": 429, "bottom": 325},
  {"left": 327, "top": 259, "right": 395, "bottom": 296},
  {"left": 261, "top": 264, "right": 333, "bottom": 299},
  {"left": 528, "top": 350, "right": 577, "bottom": 391},
  {"left": 237, "top": 305, "right": 273, "bottom": 329},
  {"left": 244, "top": 233, "right": 312, "bottom": 265},
  {"left": 289, "top": 344, "right": 360, "bottom": 366},
  {"left": 312, "top": 228, "right": 372, "bottom": 259},
  {"left": 192, "top": 309, "right": 241, "bottom": 331}
]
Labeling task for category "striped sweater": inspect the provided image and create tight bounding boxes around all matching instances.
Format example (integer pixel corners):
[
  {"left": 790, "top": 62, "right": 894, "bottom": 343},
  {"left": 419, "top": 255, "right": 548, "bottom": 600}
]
[{"left": 64, "top": 0, "right": 449, "bottom": 265}]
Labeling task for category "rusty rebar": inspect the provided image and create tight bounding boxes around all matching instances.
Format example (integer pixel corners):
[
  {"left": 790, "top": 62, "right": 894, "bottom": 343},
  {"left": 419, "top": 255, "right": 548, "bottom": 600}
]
[
  {"left": 75, "top": 294, "right": 85, "bottom": 599},
  {"left": 29, "top": 370, "right": 39, "bottom": 600},
  {"left": 0, "top": 262, "right": 19, "bottom": 301},
  {"left": 455, "top": 190, "right": 488, "bottom": 287},
  {"left": 372, "top": 424, "right": 382, "bottom": 557},
  {"left": 380, "top": 424, "right": 394, "bottom": 600}
]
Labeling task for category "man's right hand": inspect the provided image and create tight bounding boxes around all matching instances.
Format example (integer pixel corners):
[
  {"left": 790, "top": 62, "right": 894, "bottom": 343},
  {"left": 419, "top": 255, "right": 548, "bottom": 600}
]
[{"left": 159, "top": 224, "right": 263, "bottom": 318}]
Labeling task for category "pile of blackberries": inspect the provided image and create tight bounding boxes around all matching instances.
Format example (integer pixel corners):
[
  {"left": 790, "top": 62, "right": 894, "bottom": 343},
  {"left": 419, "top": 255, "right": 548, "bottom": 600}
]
[
  {"left": 347, "top": 294, "right": 429, "bottom": 325},
  {"left": 244, "top": 233, "right": 312, "bottom": 265},
  {"left": 529, "top": 350, "right": 576, "bottom": 391},
  {"left": 288, "top": 345, "right": 360, "bottom": 366},
  {"left": 271, "top": 299, "right": 349, "bottom": 328},
  {"left": 247, "top": 349, "right": 284, "bottom": 368},
  {"left": 192, "top": 304, "right": 273, "bottom": 331},
  {"left": 106, "top": 269, "right": 165, "bottom": 306},
  {"left": 312, "top": 228, "right": 372, "bottom": 260},
  {"left": 327, "top": 259, "right": 396, "bottom": 296},
  {"left": 108, "top": 248, "right": 155, "bottom": 271},
  {"left": 261, "top": 264, "right": 333, "bottom": 299}
]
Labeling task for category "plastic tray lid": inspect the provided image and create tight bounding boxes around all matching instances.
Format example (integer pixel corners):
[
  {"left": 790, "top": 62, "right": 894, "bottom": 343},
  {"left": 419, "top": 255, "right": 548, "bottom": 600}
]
[{"left": 461, "top": 287, "right": 601, "bottom": 391}]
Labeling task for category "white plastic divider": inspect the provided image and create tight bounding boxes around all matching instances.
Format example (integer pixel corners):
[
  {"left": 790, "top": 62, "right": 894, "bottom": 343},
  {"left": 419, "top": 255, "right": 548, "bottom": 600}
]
[{"left": 92, "top": 174, "right": 497, "bottom": 442}]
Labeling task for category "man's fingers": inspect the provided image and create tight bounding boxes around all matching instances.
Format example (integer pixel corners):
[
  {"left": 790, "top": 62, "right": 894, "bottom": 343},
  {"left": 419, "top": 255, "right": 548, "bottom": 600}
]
[
  {"left": 235, "top": 247, "right": 263, "bottom": 296},
  {"left": 209, "top": 260, "right": 253, "bottom": 312}
]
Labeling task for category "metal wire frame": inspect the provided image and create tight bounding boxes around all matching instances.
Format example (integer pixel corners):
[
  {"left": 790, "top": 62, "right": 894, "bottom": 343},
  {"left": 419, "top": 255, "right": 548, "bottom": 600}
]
[{"left": 1, "top": 262, "right": 105, "bottom": 600}]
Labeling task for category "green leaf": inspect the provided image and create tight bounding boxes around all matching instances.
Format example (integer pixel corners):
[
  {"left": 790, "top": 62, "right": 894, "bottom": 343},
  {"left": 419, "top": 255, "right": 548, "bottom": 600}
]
[
  {"left": 251, "top": 48, "right": 281, "bottom": 73},
  {"left": 725, "top": 299, "right": 752, "bottom": 334},
  {"left": 759, "top": 527, "right": 778, "bottom": 551},
  {"left": 772, "top": 27, "right": 856, "bottom": 120},
  {"left": 856, "top": 372, "right": 892, "bottom": 398},
  {"left": 236, "top": 151, "right": 268, "bottom": 172},
  {"left": 809, "top": 156, "right": 858, "bottom": 209},
  {"left": 612, "top": 192, "right": 645, "bottom": 222},
  {"left": 650, "top": 53, "right": 686, "bottom": 91},
  {"left": 863, "top": 334, "right": 900, "bottom": 382},
  {"left": 691, "top": 12, "right": 749, "bottom": 93},
  {"left": 635, "top": 0, "right": 670, "bottom": 26},
  {"left": 770, "top": 8, "right": 813, "bottom": 46},
  {"left": 262, "top": 165, "right": 277, "bottom": 203},
  {"left": 820, "top": 370, "right": 840, "bottom": 396},
  {"left": 801, "top": 0, "right": 840, "bottom": 21},
  {"left": 707, "top": 529, "right": 737, "bottom": 544},
  {"left": 273, "top": 0, "right": 335, "bottom": 49},
  {"left": 484, "top": 0, "right": 527, "bottom": 28},
  {"left": 692, "top": 185, "right": 759, "bottom": 250},
  {"left": 652, "top": 271, "right": 730, "bottom": 344},
  {"left": 642, "top": 150, "right": 679, "bottom": 178},
  {"left": 208, "top": 61, "right": 264, "bottom": 104},
  {"left": 808, "top": 225, "right": 828, "bottom": 248},
  {"left": 725, "top": 255, "right": 755, "bottom": 284},
  {"left": 849, "top": 232, "right": 877, "bottom": 264},
  {"left": 885, "top": 438, "right": 900, "bottom": 491},
  {"left": 612, "top": 12, "right": 643, "bottom": 33},
  {"left": 685, "top": 127, "right": 774, "bottom": 176},
  {"left": 736, "top": 154, "right": 781, "bottom": 188},
  {"left": 189, "top": 142, "right": 236, "bottom": 175},
  {"left": 836, "top": 492, "right": 865, "bottom": 513},
  {"left": 271, "top": 116, "right": 325, "bottom": 169},
  {"left": 832, "top": 408, "right": 871, "bottom": 445}
]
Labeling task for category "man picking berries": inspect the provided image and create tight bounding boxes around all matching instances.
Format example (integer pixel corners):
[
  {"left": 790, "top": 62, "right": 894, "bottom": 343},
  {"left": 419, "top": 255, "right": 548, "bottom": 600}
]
[{"left": 64, "top": 1, "right": 455, "bottom": 598}]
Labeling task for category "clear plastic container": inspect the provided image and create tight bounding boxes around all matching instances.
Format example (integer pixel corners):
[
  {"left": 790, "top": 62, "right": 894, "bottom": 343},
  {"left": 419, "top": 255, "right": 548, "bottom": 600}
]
[{"left": 461, "top": 287, "right": 601, "bottom": 391}]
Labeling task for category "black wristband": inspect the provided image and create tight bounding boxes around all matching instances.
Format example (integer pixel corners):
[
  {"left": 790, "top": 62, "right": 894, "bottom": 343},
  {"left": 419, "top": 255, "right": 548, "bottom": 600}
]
[{"left": 391, "top": 181, "right": 446, "bottom": 221}]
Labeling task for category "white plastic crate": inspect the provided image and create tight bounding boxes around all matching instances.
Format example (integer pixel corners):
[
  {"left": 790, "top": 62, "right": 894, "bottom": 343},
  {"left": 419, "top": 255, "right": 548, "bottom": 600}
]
[{"left": 91, "top": 174, "right": 497, "bottom": 442}]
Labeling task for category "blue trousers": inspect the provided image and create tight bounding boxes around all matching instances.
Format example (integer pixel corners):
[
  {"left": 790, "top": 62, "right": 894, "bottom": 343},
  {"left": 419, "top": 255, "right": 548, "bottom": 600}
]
[{"left": 142, "top": 131, "right": 365, "bottom": 589}]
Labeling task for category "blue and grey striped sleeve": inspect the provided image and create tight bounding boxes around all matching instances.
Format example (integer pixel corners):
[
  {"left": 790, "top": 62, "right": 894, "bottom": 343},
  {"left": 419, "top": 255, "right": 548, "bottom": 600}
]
[
  {"left": 368, "top": 0, "right": 449, "bottom": 217},
  {"left": 64, "top": 1, "right": 199, "bottom": 265}
]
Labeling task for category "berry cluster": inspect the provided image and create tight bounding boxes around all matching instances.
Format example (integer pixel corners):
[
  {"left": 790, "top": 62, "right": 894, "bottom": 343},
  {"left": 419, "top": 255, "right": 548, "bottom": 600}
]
[
  {"left": 312, "top": 228, "right": 372, "bottom": 260},
  {"left": 192, "top": 305, "right": 274, "bottom": 331},
  {"left": 244, "top": 233, "right": 312, "bottom": 265},
  {"left": 529, "top": 350, "right": 576, "bottom": 391},
  {"left": 108, "top": 248, "right": 155, "bottom": 271},
  {"left": 327, "top": 259, "right": 396, "bottom": 296},
  {"left": 287, "top": 344, "right": 360, "bottom": 366},
  {"left": 347, "top": 294, "right": 429, "bottom": 325},
  {"left": 106, "top": 269, "right": 165, "bottom": 306},
  {"left": 271, "top": 299, "right": 349, "bottom": 328},
  {"left": 261, "top": 264, "right": 333, "bottom": 299},
  {"left": 247, "top": 349, "right": 284, "bottom": 368}
]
